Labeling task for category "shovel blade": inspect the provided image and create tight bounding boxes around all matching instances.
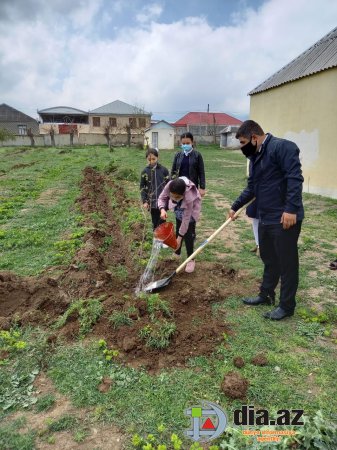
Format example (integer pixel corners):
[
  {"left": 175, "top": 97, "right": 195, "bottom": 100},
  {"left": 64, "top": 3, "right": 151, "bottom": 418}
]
[{"left": 142, "top": 272, "right": 175, "bottom": 292}]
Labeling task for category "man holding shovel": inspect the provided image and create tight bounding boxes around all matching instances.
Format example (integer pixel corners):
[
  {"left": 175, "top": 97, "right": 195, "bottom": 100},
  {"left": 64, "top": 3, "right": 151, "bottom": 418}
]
[{"left": 229, "top": 120, "right": 304, "bottom": 320}]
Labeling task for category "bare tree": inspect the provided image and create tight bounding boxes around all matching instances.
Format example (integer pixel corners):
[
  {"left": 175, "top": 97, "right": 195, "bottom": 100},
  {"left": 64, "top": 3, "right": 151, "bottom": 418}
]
[
  {"left": 49, "top": 125, "right": 56, "bottom": 147},
  {"left": 69, "top": 127, "right": 75, "bottom": 146},
  {"left": 212, "top": 114, "right": 217, "bottom": 145},
  {"left": 27, "top": 128, "right": 35, "bottom": 147},
  {"left": 104, "top": 125, "right": 111, "bottom": 147},
  {"left": 125, "top": 124, "right": 131, "bottom": 147}
]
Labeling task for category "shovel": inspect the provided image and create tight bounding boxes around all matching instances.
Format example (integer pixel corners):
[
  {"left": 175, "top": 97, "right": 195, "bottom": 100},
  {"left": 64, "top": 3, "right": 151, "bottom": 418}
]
[{"left": 143, "top": 198, "right": 255, "bottom": 292}]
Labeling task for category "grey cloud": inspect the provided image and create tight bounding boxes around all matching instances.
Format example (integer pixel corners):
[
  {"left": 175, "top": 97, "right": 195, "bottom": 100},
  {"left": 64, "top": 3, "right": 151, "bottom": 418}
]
[{"left": 0, "top": 0, "right": 88, "bottom": 24}]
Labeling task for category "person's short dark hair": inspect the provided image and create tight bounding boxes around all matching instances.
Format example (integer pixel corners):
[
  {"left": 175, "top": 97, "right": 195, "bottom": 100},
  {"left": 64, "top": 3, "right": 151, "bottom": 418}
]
[
  {"left": 235, "top": 120, "right": 264, "bottom": 139},
  {"left": 169, "top": 178, "right": 186, "bottom": 195},
  {"left": 146, "top": 148, "right": 158, "bottom": 158},
  {"left": 180, "top": 131, "right": 194, "bottom": 142}
]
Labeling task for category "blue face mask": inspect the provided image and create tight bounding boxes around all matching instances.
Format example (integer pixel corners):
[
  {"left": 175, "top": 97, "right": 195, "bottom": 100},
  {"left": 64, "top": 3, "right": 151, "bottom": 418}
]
[{"left": 181, "top": 144, "right": 193, "bottom": 154}]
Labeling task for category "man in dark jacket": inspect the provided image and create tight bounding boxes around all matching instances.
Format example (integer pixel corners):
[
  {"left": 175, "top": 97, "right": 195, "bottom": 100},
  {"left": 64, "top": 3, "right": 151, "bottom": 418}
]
[{"left": 229, "top": 120, "right": 304, "bottom": 320}]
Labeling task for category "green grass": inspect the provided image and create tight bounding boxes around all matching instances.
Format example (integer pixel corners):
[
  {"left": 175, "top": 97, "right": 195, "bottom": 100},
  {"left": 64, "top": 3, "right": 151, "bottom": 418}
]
[
  {"left": 0, "top": 328, "right": 48, "bottom": 413},
  {"left": 34, "top": 393, "right": 56, "bottom": 413},
  {"left": 0, "top": 417, "right": 35, "bottom": 450},
  {"left": 0, "top": 144, "right": 336, "bottom": 448}
]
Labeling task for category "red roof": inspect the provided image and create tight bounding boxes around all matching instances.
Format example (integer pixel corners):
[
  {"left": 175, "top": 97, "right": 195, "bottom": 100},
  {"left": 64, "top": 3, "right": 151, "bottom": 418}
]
[{"left": 174, "top": 112, "right": 242, "bottom": 127}]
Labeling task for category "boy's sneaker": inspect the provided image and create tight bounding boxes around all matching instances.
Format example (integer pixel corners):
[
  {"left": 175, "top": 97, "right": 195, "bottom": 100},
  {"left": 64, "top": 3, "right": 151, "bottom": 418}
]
[{"left": 185, "top": 260, "right": 195, "bottom": 273}]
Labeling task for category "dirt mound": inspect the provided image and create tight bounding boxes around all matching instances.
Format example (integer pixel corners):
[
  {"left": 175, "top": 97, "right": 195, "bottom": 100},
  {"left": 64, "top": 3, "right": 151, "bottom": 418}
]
[
  {"left": 0, "top": 271, "right": 70, "bottom": 324},
  {"left": 251, "top": 353, "right": 268, "bottom": 366},
  {"left": 233, "top": 356, "right": 245, "bottom": 368},
  {"left": 0, "top": 167, "right": 256, "bottom": 372},
  {"left": 221, "top": 371, "right": 249, "bottom": 400}
]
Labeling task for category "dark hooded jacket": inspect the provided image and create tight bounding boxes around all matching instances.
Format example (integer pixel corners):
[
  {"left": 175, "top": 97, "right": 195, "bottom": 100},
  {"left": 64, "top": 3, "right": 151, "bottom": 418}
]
[{"left": 231, "top": 134, "right": 304, "bottom": 225}]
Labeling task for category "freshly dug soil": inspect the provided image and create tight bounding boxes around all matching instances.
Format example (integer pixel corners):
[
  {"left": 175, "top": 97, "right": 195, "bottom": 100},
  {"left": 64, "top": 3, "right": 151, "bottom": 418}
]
[
  {"left": 233, "top": 356, "right": 245, "bottom": 368},
  {"left": 0, "top": 167, "right": 257, "bottom": 372},
  {"left": 221, "top": 371, "right": 249, "bottom": 400},
  {"left": 251, "top": 353, "right": 268, "bottom": 366}
]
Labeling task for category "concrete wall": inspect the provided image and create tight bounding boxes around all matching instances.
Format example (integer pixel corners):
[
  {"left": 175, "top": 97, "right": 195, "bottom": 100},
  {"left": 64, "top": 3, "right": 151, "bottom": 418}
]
[
  {"left": 1, "top": 133, "right": 144, "bottom": 147},
  {"left": 0, "top": 136, "right": 45, "bottom": 146},
  {"left": 250, "top": 67, "right": 337, "bottom": 199},
  {"left": 174, "top": 127, "right": 220, "bottom": 145}
]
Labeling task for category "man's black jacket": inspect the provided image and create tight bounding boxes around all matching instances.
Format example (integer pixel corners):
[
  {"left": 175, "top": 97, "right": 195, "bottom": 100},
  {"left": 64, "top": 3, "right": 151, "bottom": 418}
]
[{"left": 231, "top": 134, "right": 304, "bottom": 225}]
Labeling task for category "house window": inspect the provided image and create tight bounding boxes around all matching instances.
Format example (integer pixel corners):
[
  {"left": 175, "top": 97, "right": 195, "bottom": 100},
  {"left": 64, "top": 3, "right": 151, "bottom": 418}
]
[
  {"left": 109, "top": 117, "right": 117, "bottom": 127},
  {"left": 18, "top": 125, "right": 27, "bottom": 135},
  {"left": 129, "top": 117, "right": 137, "bottom": 129},
  {"left": 93, "top": 117, "right": 100, "bottom": 127},
  {"left": 138, "top": 118, "right": 146, "bottom": 128}
]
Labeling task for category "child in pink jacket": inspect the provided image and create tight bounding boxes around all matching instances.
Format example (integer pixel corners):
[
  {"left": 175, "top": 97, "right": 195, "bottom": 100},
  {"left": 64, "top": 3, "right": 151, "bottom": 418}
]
[{"left": 158, "top": 177, "right": 201, "bottom": 273}]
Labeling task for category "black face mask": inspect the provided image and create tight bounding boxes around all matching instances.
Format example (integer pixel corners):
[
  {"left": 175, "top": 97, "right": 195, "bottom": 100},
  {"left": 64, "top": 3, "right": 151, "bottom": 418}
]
[{"left": 241, "top": 139, "right": 257, "bottom": 157}]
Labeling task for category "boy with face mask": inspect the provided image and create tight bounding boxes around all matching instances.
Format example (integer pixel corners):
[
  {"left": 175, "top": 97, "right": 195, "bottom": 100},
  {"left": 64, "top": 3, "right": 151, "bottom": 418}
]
[
  {"left": 158, "top": 177, "right": 201, "bottom": 273},
  {"left": 229, "top": 120, "right": 304, "bottom": 321}
]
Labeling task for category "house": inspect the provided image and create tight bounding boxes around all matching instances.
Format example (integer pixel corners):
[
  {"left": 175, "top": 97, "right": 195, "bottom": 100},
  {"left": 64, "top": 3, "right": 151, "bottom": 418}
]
[
  {"left": 220, "top": 125, "right": 241, "bottom": 149},
  {"left": 144, "top": 120, "right": 175, "bottom": 150},
  {"left": 249, "top": 26, "right": 337, "bottom": 199},
  {"left": 37, "top": 100, "right": 152, "bottom": 146},
  {"left": 89, "top": 100, "right": 151, "bottom": 140},
  {"left": 174, "top": 112, "right": 242, "bottom": 144},
  {"left": 37, "top": 106, "right": 89, "bottom": 135},
  {"left": 0, "top": 103, "right": 39, "bottom": 136}
]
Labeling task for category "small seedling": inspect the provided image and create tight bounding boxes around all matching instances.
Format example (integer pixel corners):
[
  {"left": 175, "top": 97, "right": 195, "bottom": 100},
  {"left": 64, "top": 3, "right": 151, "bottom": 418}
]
[
  {"left": 139, "top": 320, "right": 176, "bottom": 349},
  {"left": 138, "top": 292, "right": 171, "bottom": 318},
  {"left": 53, "top": 298, "right": 103, "bottom": 337},
  {"left": 109, "top": 311, "right": 133, "bottom": 329},
  {"left": 97, "top": 339, "right": 119, "bottom": 360}
]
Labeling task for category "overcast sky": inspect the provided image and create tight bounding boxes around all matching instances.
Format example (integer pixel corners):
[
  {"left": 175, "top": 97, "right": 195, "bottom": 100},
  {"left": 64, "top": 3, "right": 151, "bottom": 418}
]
[{"left": 1, "top": 0, "right": 336, "bottom": 122}]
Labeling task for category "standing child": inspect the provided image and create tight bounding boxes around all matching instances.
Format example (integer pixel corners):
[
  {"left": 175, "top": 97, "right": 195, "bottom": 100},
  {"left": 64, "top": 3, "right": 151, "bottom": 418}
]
[
  {"left": 158, "top": 177, "right": 201, "bottom": 273},
  {"left": 140, "top": 148, "right": 170, "bottom": 230},
  {"left": 171, "top": 132, "right": 206, "bottom": 197}
]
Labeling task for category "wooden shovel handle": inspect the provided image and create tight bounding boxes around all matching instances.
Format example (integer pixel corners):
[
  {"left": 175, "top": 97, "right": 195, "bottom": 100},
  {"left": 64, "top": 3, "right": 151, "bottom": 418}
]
[{"left": 175, "top": 197, "right": 256, "bottom": 274}]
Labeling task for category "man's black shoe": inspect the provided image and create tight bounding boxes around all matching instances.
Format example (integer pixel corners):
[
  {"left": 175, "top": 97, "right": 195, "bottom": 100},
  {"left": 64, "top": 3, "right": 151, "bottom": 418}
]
[
  {"left": 242, "top": 295, "right": 274, "bottom": 306},
  {"left": 263, "top": 307, "right": 294, "bottom": 320}
]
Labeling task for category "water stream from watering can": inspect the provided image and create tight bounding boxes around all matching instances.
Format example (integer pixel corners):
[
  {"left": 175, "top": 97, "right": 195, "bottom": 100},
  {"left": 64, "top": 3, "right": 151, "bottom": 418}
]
[{"left": 135, "top": 239, "right": 162, "bottom": 294}]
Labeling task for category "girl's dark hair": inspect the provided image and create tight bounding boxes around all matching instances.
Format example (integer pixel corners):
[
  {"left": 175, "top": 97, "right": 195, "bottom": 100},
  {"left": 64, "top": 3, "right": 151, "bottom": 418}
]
[
  {"left": 146, "top": 148, "right": 158, "bottom": 158},
  {"left": 169, "top": 178, "right": 186, "bottom": 195},
  {"left": 180, "top": 132, "right": 194, "bottom": 142}
]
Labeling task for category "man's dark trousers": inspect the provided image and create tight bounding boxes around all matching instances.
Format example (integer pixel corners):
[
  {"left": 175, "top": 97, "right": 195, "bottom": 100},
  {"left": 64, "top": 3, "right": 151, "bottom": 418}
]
[{"left": 258, "top": 222, "right": 302, "bottom": 313}]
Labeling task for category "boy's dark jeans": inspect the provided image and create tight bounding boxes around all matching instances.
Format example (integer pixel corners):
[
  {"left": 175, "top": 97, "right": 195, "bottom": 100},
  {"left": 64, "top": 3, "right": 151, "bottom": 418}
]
[
  {"left": 175, "top": 219, "right": 196, "bottom": 257},
  {"left": 258, "top": 221, "right": 302, "bottom": 313}
]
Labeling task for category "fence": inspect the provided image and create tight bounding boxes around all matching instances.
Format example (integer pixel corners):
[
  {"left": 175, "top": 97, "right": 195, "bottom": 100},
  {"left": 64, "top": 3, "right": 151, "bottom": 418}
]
[{"left": 0, "top": 133, "right": 144, "bottom": 147}]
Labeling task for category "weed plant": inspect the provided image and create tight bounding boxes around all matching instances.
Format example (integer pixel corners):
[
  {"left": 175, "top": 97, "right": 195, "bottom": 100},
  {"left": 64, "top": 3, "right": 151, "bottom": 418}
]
[{"left": 53, "top": 298, "right": 103, "bottom": 337}]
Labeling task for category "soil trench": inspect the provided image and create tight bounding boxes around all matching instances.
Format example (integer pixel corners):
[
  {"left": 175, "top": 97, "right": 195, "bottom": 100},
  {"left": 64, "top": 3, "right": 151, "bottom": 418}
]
[{"left": 0, "top": 167, "right": 255, "bottom": 372}]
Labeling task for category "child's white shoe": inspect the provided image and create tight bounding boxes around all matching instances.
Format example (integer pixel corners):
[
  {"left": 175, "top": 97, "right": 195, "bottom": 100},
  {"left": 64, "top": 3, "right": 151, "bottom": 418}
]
[
  {"left": 185, "top": 260, "right": 195, "bottom": 273},
  {"left": 162, "top": 243, "right": 169, "bottom": 249}
]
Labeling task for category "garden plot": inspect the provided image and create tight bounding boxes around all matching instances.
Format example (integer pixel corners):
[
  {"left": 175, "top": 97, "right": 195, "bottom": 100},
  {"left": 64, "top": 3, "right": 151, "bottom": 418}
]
[
  {"left": 0, "top": 167, "right": 253, "bottom": 378},
  {"left": 1, "top": 146, "right": 336, "bottom": 450}
]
